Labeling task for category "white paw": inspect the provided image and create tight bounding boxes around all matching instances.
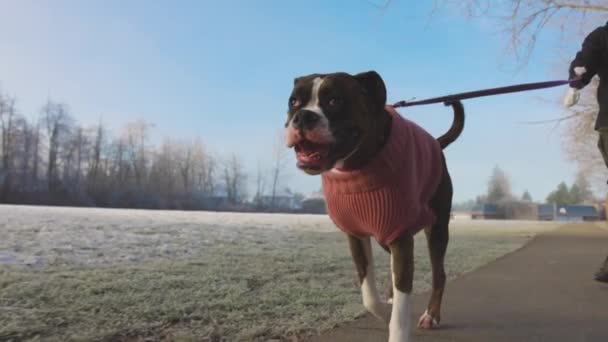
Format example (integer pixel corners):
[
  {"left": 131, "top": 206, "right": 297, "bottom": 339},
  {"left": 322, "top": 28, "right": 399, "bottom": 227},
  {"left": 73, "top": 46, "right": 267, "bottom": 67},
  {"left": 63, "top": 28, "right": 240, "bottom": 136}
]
[
  {"left": 417, "top": 310, "right": 440, "bottom": 330},
  {"left": 389, "top": 289, "right": 411, "bottom": 341},
  {"left": 388, "top": 329, "right": 409, "bottom": 342},
  {"left": 574, "top": 66, "right": 587, "bottom": 76}
]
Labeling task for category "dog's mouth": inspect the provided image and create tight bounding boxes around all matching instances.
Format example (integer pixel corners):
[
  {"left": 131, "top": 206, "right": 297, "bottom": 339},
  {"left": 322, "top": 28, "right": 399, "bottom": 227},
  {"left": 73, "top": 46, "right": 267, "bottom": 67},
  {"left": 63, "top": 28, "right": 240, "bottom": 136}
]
[{"left": 294, "top": 140, "right": 333, "bottom": 174}]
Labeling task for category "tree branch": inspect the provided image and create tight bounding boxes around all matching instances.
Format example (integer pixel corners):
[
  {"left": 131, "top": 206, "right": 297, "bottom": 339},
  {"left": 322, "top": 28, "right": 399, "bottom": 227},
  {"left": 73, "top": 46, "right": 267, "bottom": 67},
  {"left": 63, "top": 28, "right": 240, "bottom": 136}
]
[
  {"left": 552, "top": 2, "right": 608, "bottom": 12},
  {"left": 517, "top": 112, "right": 581, "bottom": 125}
]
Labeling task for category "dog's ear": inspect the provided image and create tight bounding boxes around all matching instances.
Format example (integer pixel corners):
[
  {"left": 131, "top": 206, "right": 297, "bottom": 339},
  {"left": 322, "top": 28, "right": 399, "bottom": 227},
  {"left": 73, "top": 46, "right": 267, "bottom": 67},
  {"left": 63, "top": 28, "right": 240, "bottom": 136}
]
[{"left": 354, "top": 71, "right": 387, "bottom": 110}]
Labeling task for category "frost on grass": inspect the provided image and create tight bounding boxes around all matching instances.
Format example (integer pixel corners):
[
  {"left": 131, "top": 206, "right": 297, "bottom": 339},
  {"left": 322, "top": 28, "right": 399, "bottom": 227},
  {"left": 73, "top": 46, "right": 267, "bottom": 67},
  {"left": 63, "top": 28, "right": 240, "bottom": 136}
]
[
  {"left": 0, "top": 205, "right": 562, "bottom": 341},
  {"left": 0, "top": 205, "right": 335, "bottom": 267}
]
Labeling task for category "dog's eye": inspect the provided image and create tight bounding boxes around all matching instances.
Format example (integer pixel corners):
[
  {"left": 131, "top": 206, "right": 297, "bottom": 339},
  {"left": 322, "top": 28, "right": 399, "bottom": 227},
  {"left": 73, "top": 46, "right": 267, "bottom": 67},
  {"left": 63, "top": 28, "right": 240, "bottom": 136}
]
[
  {"left": 328, "top": 98, "right": 339, "bottom": 106},
  {"left": 289, "top": 97, "right": 300, "bottom": 107}
]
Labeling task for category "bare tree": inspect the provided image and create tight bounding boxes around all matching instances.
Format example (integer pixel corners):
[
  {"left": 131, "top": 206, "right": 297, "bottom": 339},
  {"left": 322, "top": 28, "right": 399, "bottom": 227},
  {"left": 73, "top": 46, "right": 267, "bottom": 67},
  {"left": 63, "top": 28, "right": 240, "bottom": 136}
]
[
  {"left": 111, "top": 137, "right": 129, "bottom": 189},
  {"left": 270, "top": 131, "right": 289, "bottom": 209},
  {"left": 149, "top": 138, "right": 180, "bottom": 199},
  {"left": 486, "top": 165, "right": 512, "bottom": 203},
  {"left": 67, "top": 125, "right": 89, "bottom": 191},
  {"left": 190, "top": 138, "right": 214, "bottom": 196},
  {"left": 223, "top": 154, "right": 246, "bottom": 205},
  {"left": 30, "top": 120, "right": 41, "bottom": 188},
  {"left": 201, "top": 151, "right": 216, "bottom": 196},
  {"left": 0, "top": 83, "right": 238, "bottom": 209},
  {"left": 41, "top": 100, "right": 73, "bottom": 193},
  {"left": 432, "top": 0, "right": 608, "bottom": 64},
  {"left": 17, "top": 117, "right": 33, "bottom": 191},
  {"left": 61, "top": 130, "right": 77, "bottom": 187},
  {"left": 123, "top": 119, "right": 153, "bottom": 188},
  {"left": 177, "top": 140, "right": 194, "bottom": 194},
  {"left": 254, "top": 161, "right": 267, "bottom": 207},
  {"left": 87, "top": 121, "right": 106, "bottom": 197},
  {"left": 421, "top": 1, "right": 608, "bottom": 192},
  {"left": 0, "top": 93, "right": 17, "bottom": 197},
  {"left": 11, "top": 116, "right": 43, "bottom": 193},
  {"left": 521, "top": 190, "right": 533, "bottom": 202}
]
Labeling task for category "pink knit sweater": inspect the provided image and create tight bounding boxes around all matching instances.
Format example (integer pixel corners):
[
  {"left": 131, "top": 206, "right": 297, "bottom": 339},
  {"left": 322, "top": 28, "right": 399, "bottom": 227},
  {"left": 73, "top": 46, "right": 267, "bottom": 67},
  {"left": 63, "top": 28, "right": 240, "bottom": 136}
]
[{"left": 321, "top": 106, "right": 443, "bottom": 245}]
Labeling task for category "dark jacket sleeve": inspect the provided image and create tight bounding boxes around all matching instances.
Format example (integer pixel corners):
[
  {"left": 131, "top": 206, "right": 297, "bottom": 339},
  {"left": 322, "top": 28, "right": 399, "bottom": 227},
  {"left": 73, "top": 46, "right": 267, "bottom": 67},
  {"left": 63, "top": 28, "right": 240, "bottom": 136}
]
[{"left": 569, "top": 26, "right": 606, "bottom": 89}]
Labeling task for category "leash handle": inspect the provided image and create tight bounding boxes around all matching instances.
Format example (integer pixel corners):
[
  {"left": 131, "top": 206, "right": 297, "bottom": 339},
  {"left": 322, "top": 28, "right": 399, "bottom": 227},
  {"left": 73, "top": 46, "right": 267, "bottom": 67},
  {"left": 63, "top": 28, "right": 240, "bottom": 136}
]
[{"left": 392, "top": 78, "right": 580, "bottom": 108}]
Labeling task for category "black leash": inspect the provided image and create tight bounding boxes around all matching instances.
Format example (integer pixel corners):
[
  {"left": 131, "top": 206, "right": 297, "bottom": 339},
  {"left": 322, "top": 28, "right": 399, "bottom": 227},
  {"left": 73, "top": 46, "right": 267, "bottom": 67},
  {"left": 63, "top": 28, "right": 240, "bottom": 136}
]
[{"left": 392, "top": 78, "right": 578, "bottom": 108}]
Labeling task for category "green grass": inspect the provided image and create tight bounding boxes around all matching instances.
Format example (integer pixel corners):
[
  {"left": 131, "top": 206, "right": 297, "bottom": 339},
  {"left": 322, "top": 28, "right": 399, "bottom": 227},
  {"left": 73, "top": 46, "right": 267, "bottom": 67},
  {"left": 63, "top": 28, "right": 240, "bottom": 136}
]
[{"left": 0, "top": 222, "right": 560, "bottom": 342}]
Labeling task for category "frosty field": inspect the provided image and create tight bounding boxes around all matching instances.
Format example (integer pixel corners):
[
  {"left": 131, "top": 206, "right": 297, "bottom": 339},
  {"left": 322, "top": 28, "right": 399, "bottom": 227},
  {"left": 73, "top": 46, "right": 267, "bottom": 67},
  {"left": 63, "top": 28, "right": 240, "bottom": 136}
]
[{"left": 0, "top": 205, "right": 563, "bottom": 341}]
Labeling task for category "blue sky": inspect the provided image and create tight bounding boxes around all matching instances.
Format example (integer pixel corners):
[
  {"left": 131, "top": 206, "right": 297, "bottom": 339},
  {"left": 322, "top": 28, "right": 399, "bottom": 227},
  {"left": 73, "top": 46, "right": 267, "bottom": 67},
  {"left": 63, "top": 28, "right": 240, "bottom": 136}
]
[{"left": 0, "top": 0, "right": 596, "bottom": 202}]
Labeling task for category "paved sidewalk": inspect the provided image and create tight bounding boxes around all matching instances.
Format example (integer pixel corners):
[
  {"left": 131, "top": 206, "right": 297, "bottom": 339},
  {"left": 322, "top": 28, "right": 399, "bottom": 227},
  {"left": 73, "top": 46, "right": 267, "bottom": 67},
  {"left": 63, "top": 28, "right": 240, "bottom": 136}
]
[{"left": 304, "top": 224, "right": 608, "bottom": 342}]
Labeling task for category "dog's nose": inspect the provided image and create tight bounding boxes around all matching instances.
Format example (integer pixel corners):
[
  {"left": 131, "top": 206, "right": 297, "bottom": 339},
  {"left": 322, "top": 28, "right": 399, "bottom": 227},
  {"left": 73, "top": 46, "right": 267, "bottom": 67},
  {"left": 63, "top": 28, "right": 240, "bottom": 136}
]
[{"left": 292, "top": 110, "right": 320, "bottom": 129}]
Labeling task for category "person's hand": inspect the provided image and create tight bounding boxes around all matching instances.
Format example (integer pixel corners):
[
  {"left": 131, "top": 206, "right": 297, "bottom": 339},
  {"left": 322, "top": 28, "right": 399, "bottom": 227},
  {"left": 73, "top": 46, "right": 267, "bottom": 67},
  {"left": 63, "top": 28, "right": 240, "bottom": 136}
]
[
  {"left": 573, "top": 66, "right": 587, "bottom": 76},
  {"left": 563, "top": 87, "right": 580, "bottom": 107}
]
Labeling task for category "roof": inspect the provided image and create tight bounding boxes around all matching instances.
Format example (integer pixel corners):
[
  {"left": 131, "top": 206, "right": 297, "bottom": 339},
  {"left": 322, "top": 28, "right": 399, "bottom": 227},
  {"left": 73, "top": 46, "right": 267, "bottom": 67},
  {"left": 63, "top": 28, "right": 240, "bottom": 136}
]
[
  {"left": 556, "top": 205, "right": 598, "bottom": 217},
  {"left": 538, "top": 204, "right": 555, "bottom": 216},
  {"left": 305, "top": 191, "right": 325, "bottom": 200},
  {"left": 473, "top": 204, "right": 499, "bottom": 213},
  {"left": 259, "top": 195, "right": 299, "bottom": 200}
]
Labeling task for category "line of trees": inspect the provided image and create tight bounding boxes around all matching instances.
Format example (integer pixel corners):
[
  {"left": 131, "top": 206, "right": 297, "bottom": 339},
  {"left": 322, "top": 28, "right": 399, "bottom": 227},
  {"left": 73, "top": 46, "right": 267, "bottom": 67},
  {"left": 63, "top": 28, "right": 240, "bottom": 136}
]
[
  {"left": 453, "top": 165, "right": 597, "bottom": 211},
  {"left": 546, "top": 173, "right": 594, "bottom": 206},
  {"left": 0, "top": 89, "right": 253, "bottom": 210}
]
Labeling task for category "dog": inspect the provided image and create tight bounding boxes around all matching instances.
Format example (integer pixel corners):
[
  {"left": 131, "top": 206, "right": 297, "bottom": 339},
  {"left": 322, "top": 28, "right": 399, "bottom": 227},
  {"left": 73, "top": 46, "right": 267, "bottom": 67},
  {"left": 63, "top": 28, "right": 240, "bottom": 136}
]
[{"left": 284, "top": 71, "right": 465, "bottom": 342}]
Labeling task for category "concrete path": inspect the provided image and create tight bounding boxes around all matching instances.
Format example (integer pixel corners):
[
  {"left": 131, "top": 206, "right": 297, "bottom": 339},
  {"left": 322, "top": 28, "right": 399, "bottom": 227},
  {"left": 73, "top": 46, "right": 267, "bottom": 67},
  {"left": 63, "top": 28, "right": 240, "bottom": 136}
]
[{"left": 304, "top": 224, "right": 608, "bottom": 342}]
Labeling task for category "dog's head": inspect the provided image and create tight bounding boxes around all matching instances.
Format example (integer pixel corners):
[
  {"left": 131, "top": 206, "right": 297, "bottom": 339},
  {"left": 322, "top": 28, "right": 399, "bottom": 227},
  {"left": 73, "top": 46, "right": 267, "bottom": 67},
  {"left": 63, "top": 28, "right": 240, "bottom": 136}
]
[{"left": 284, "top": 71, "right": 388, "bottom": 175}]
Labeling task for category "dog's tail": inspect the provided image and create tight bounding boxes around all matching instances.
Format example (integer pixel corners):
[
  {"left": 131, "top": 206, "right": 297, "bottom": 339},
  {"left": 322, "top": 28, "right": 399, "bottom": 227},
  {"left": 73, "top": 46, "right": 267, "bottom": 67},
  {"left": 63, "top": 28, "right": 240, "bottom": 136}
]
[{"left": 437, "top": 101, "right": 465, "bottom": 149}]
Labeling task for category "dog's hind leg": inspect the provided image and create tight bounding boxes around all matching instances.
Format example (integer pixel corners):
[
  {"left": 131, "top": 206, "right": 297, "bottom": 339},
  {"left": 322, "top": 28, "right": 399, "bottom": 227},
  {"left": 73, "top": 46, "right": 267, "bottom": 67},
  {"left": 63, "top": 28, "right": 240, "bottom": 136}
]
[
  {"left": 348, "top": 235, "right": 391, "bottom": 323},
  {"left": 419, "top": 157, "right": 452, "bottom": 330},
  {"left": 419, "top": 221, "right": 448, "bottom": 329}
]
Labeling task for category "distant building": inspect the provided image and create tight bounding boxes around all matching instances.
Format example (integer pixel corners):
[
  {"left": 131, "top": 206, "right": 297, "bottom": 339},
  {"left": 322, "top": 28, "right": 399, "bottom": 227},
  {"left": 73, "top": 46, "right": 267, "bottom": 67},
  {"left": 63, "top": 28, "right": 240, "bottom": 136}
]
[
  {"left": 501, "top": 200, "right": 537, "bottom": 220},
  {"left": 257, "top": 195, "right": 302, "bottom": 210},
  {"left": 471, "top": 204, "right": 504, "bottom": 220},
  {"left": 465, "top": 202, "right": 600, "bottom": 222},
  {"left": 199, "top": 185, "right": 252, "bottom": 211},
  {"left": 534, "top": 203, "right": 600, "bottom": 222},
  {"left": 203, "top": 196, "right": 232, "bottom": 210},
  {"left": 538, "top": 204, "right": 556, "bottom": 221},
  {"left": 300, "top": 191, "right": 326, "bottom": 214},
  {"left": 555, "top": 205, "right": 599, "bottom": 222}
]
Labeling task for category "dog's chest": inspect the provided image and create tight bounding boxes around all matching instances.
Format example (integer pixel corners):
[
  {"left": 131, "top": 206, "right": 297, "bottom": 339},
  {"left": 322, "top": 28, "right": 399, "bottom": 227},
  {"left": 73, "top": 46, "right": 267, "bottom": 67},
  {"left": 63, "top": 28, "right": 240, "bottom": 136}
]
[{"left": 320, "top": 113, "right": 443, "bottom": 245}]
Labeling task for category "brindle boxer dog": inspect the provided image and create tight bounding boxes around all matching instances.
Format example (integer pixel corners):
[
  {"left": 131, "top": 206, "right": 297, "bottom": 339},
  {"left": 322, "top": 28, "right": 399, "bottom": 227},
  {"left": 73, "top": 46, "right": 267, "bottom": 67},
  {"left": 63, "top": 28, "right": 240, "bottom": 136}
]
[{"left": 284, "top": 71, "right": 464, "bottom": 342}]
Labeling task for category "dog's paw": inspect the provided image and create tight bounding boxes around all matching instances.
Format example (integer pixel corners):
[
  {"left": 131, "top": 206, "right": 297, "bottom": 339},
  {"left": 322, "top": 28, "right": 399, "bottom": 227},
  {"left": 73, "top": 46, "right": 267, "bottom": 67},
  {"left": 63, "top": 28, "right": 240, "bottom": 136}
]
[
  {"left": 417, "top": 310, "right": 440, "bottom": 330},
  {"left": 388, "top": 329, "right": 409, "bottom": 342},
  {"left": 364, "top": 300, "right": 391, "bottom": 323},
  {"left": 369, "top": 302, "right": 391, "bottom": 323},
  {"left": 363, "top": 295, "right": 391, "bottom": 322}
]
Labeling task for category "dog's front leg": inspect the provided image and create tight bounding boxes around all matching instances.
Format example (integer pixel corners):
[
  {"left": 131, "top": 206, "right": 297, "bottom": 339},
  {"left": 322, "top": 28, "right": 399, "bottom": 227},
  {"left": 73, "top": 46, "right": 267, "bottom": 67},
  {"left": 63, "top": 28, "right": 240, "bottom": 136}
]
[
  {"left": 388, "top": 234, "right": 414, "bottom": 342},
  {"left": 348, "top": 235, "right": 391, "bottom": 323}
]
